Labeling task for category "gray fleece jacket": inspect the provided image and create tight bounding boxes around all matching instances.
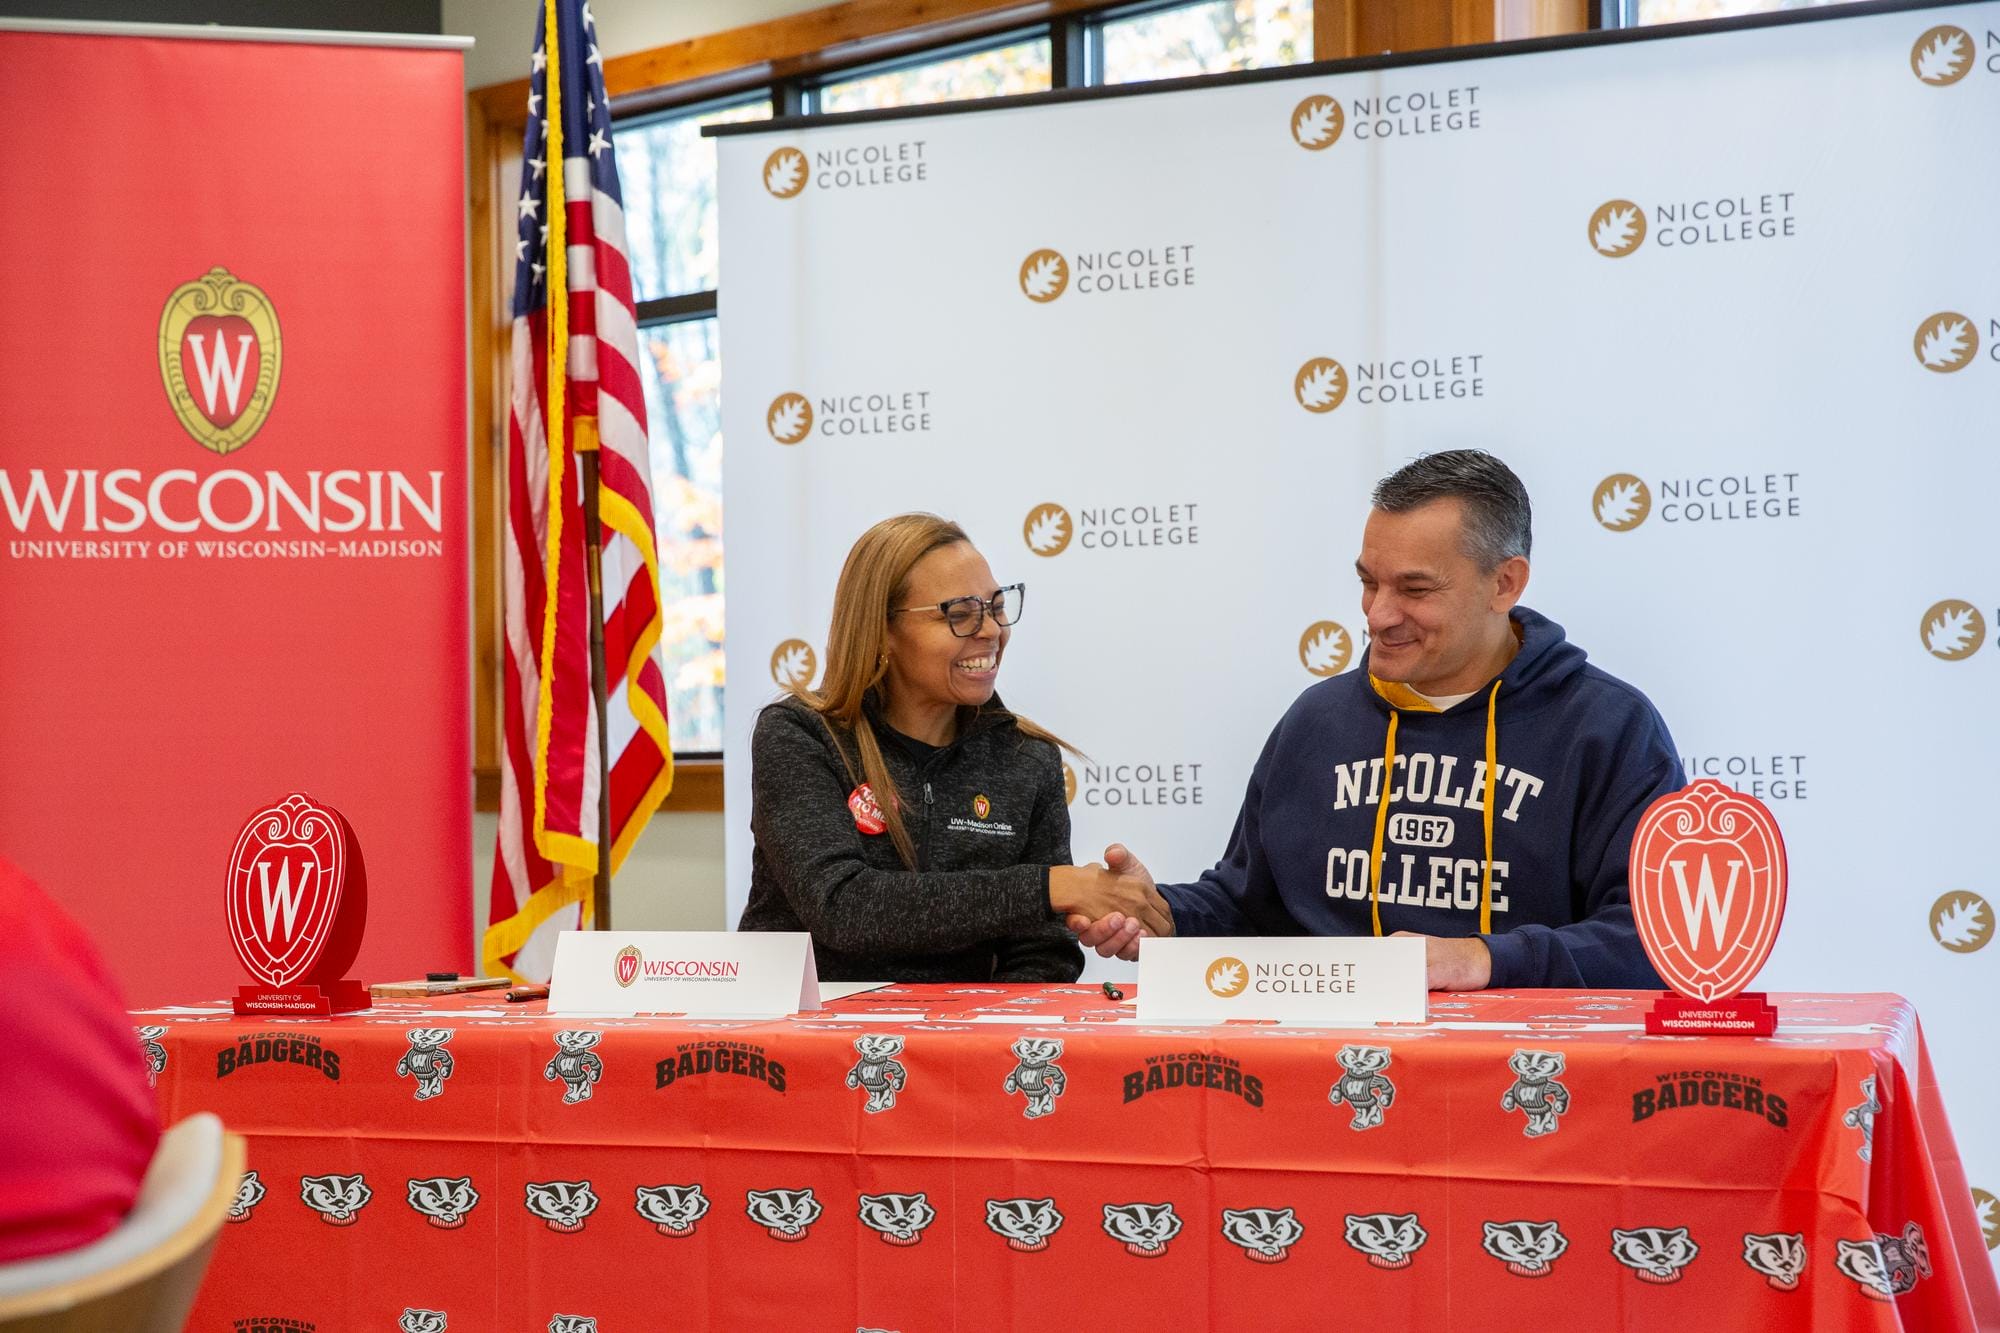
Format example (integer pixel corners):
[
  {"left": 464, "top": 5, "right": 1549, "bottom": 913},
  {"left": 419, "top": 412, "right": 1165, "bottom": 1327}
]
[{"left": 739, "top": 693, "right": 1083, "bottom": 982}]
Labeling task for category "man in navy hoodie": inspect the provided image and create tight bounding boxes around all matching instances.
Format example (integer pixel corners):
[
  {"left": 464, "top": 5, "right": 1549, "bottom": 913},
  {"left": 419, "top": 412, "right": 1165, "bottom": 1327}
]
[{"left": 1071, "top": 450, "right": 1679, "bottom": 990}]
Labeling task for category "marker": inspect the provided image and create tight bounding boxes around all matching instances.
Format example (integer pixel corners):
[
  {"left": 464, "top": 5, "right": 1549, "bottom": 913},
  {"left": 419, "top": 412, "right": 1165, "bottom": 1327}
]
[{"left": 1101, "top": 981, "right": 1125, "bottom": 1001}]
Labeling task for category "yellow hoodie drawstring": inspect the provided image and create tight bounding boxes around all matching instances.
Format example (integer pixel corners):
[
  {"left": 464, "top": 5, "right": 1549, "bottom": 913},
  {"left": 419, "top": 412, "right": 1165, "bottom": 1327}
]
[
  {"left": 1479, "top": 678, "right": 1501, "bottom": 934},
  {"left": 1366, "top": 677, "right": 1505, "bottom": 936},
  {"left": 1367, "top": 710, "right": 1399, "bottom": 937}
]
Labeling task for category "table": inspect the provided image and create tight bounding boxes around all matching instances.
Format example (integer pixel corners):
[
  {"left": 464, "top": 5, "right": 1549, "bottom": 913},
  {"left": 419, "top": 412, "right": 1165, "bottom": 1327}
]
[{"left": 137, "top": 987, "right": 1998, "bottom": 1331}]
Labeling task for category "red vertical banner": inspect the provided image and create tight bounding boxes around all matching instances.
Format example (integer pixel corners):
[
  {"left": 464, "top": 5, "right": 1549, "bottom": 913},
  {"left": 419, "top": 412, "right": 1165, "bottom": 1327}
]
[{"left": 0, "top": 28, "right": 471, "bottom": 1003}]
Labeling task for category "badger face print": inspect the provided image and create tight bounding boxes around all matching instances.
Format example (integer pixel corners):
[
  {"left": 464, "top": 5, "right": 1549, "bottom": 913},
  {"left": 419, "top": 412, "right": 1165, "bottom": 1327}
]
[
  {"left": 524, "top": 1180, "right": 599, "bottom": 1233},
  {"left": 1003, "top": 1037, "right": 1067, "bottom": 1119},
  {"left": 1611, "top": 1226, "right": 1700, "bottom": 1284},
  {"left": 1741, "top": 1232, "right": 1807, "bottom": 1290},
  {"left": 858, "top": 1191, "right": 936, "bottom": 1246},
  {"left": 746, "top": 1187, "right": 822, "bottom": 1241},
  {"left": 1221, "top": 1207, "right": 1305, "bottom": 1263},
  {"left": 1482, "top": 1220, "right": 1569, "bottom": 1277},
  {"left": 986, "top": 1198, "right": 1064, "bottom": 1252},
  {"left": 398, "top": 1312, "right": 448, "bottom": 1333},
  {"left": 1343, "top": 1212, "right": 1427, "bottom": 1269},
  {"left": 299, "top": 1172, "right": 372, "bottom": 1225},
  {"left": 227, "top": 1170, "right": 266, "bottom": 1222},
  {"left": 634, "top": 1184, "right": 709, "bottom": 1237},
  {"left": 1836, "top": 1238, "right": 1898, "bottom": 1301},
  {"left": 406, "top": 1176, "right": 480, "bottom": 1229},
  {"left": 1102, "top": 1202, "right": 1182, "bottom": 1258}
]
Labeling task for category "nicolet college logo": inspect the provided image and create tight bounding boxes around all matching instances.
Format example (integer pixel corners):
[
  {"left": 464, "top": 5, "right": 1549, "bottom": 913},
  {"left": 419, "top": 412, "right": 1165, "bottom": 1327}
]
[
  {"left": 1588, "top": 200, "right": 1646, "bottom": 258},
  {"left": 762, "top": 147, "right": 808, "bottom": 198},
  {"left": 159, "top": 267, "right": 282, "bottom": 455},
  {"left": 1593, "top": 474, "right": 1651, "bottom": 531},
  {"left": 770, "top": 638, "right": 817, "bottom": 690},
  {"left": 1914, "top": 312, "right": 1979, "bottom": 373},
  {"left": 1294, "top": 357, "right": 1348, "bottom": 413},
  {"left": 1920, "top": 599, "right": 1986, "bottom": 660},
  {"left": 1911, "top": 25, "right": 1974, "bottom": 86},
  {"left": 1290, "top": 95, "right": 1345, "bottom": 150},
  {"left": 1299, "top": 621, "right": 1353, "bottom": 677},
  {"left": 766, "top": 393, "right": 812, "bottom": 444},
  {"left": 1020, "top": 249, "right": 1069, "bottom": 302},
  {"left": 1930, "top": 891, "right": 1994, "bottom": 954},
  {"left": 1023, "top": 503, "right": 1072, "bottom": 556}
]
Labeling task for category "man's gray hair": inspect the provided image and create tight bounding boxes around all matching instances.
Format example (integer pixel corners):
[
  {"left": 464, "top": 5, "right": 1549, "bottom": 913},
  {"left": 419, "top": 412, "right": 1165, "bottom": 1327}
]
[{"left": 1371, "top": 450, "right": 1532, "bottom": 569}]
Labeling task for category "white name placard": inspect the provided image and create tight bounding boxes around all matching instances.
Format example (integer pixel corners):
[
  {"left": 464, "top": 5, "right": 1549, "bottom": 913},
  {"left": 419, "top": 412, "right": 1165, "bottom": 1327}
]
[
  {"left": 548, "top": 931, "right": 820, "bottom": 1018},
  {"left": 1137, "top": 937, "right": 1427, "bottom": 1025}
]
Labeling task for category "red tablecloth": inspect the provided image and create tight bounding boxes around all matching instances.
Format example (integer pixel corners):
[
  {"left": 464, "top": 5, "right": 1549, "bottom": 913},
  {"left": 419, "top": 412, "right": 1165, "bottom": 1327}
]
[{"left": 137, "top": 987, "right": 1997, "bottom": 1331}]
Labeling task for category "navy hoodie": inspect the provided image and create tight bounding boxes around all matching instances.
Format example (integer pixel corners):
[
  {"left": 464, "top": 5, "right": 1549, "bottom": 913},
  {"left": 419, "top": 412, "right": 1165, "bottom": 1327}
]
[{"left": 1162, "top": 607, "right": 1680, "bottom": 989}]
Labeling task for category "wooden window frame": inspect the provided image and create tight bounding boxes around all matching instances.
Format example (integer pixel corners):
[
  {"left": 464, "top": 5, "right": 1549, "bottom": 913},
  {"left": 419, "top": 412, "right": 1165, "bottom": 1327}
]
[{"left": 467, "top": 0, "right": 1586, "bottom": 814}]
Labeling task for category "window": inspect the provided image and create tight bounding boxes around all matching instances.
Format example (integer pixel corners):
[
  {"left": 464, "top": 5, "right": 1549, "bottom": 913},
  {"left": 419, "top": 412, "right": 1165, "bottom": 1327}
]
[
  {"left": 615, "top": 99, "right": 769, "bottom": 301},
  {"left": 1616, "top": 0, "right": 1854, "bottom": 24},
  {"left": 1100, "top": 0, "right": 1311, "bottom": 84},
  {"left": 816, "top": 36, "right": 1054, "bottom": 112},
  {"left": 614, "top": 97, "right": 768, "bottom": 755}
]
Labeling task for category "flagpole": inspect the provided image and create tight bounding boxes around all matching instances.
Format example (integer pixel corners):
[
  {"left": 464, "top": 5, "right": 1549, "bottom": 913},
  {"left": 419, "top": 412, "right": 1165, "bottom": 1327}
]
[{"left": 580, "top": 449, "right": 614, "bottom": 931}]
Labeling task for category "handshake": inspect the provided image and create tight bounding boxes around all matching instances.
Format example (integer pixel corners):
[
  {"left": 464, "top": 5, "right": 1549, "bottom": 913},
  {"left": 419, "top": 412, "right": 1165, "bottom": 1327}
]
[{"left": 1048, "top": 844, "right": 1173, "bottom": 962}]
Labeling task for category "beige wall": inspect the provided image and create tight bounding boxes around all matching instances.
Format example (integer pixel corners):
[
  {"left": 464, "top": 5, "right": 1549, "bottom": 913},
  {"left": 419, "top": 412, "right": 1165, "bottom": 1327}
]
[
  {"left": 443, "top": 0, "right": 831, "bottom": 89},
  {"left": 455, "top": 0, "right": 836, "bottom": 959}
]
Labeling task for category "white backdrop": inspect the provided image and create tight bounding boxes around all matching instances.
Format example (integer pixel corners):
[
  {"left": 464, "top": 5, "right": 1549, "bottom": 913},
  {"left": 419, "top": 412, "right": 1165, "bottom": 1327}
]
[{"left": 716, "top": 2, "right": 2000, "bottom": 1261}]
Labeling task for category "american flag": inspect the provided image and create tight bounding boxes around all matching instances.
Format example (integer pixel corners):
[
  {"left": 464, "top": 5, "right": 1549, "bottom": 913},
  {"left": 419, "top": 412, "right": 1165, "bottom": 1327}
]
[{"left": 486, "top": 0, "right": 673, "bottom": 981}]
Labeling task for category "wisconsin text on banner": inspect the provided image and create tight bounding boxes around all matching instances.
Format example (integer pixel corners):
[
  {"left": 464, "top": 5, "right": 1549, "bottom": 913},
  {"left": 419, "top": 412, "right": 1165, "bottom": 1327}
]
[{"left": 488, "top": 0, "right": 673, "bottom": 982}]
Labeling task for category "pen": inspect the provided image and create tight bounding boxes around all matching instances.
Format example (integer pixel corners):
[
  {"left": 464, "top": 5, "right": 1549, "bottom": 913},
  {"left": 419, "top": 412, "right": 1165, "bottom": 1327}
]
[
  {"left": 1101, "top": 981, "right": 1125, "bottom": 1001},
  {"left": 506, "top": 985, "right": 549, "bottom": 1003}
]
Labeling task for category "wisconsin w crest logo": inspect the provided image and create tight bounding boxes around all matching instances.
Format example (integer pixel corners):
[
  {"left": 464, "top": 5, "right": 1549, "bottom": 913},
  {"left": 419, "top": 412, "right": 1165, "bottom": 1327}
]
[{"left": 158, "top": 267, "right": 281, "bottom": 455}]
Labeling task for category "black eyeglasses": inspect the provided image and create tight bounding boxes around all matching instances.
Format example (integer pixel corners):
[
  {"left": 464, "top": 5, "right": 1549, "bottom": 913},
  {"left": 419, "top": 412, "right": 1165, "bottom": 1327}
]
[{"left": 888, "top": 584, "right": 1026, "bottom": 638}]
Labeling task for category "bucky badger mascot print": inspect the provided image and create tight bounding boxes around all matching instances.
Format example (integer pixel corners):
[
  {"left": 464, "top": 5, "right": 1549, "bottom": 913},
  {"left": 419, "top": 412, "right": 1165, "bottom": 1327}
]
[
  {"left": 845, "top": 1035, "right": 908, "bottom": 1113},
  {"left": 545, "top": 1030, "right": 603, "bottom": 1104},
  {"left": 134, "top": 1026, "right": 168, "bottom": 1088},
  {"left": 1500, "top": 1049, "right": 1571, "bottom": 1137},
  {"left": 397, "top": 1028, "right": 455, "bottom": 1100},
  {"left": 1003, "top": 1037, "right": 1067, "bottom": 1119},
  {"left": 1327, "top": 1044, "right": 1397, "bottom": 1130}
]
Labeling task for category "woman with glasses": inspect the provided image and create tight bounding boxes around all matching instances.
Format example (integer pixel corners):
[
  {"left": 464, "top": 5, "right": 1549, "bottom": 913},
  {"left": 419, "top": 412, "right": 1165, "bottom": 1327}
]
[{"left": 739, "top": 512, "right": 1172, "bottom": 981}]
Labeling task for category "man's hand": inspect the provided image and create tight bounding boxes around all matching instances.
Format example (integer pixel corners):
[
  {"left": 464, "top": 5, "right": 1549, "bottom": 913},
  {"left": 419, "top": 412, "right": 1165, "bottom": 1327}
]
[
  {"left": 1392, "top": 931, "right": 1492, "bottom": 991},
  {"left": 1064, "top": 844, "right": 1171, "bottom": 961},
  {"left": 1049, "top": 844, "right": 1173, "bottom": 942}
]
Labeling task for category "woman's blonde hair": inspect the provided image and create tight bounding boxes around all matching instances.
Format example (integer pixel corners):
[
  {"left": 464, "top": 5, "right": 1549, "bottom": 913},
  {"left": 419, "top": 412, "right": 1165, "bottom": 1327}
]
[{"left": 791, "top": 512, "right": 1071, "bottom": 868}]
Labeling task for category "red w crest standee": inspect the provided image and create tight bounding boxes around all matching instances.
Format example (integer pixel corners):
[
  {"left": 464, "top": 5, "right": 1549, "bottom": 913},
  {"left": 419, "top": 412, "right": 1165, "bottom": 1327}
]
[
  {"left": 226, "top": 792, "right": 369, "bottom": 1014},
  {"left": 1628, "top": 779, "right": 1788, "bottom": 1034}
]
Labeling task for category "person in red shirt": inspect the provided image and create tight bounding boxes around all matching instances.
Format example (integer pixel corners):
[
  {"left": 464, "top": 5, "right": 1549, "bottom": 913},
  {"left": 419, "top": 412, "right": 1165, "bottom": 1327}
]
[{"left": 0, "top": 855, "right": 162, "bottom": 1264}]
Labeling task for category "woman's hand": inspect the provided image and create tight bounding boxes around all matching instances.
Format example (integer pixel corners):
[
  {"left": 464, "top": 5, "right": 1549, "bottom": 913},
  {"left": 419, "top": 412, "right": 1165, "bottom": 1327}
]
[{"left": 1049, "top": 861, "right": 1174, "bottom": 942}]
